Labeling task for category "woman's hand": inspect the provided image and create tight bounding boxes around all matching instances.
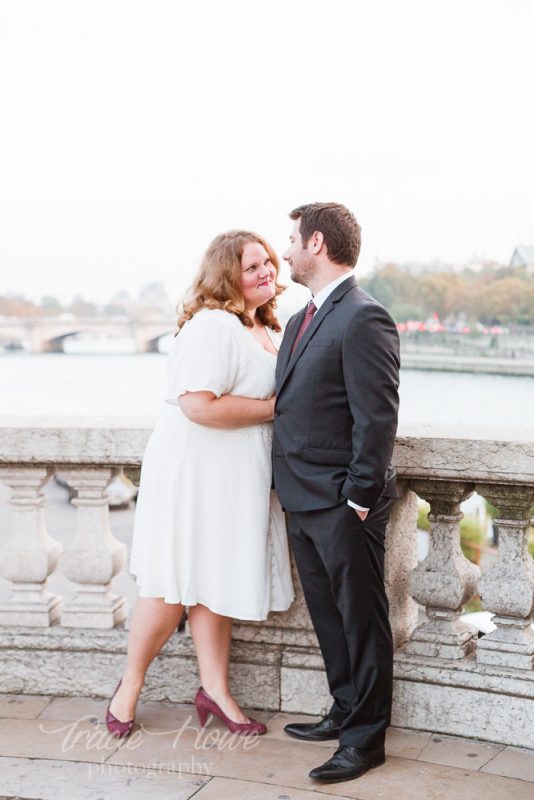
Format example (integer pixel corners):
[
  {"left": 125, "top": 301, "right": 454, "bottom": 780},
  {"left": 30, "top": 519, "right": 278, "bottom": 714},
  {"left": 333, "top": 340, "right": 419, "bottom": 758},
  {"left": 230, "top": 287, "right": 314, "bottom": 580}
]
[{"left": 265, "top": 394, "right": 276, "bottom": 421}]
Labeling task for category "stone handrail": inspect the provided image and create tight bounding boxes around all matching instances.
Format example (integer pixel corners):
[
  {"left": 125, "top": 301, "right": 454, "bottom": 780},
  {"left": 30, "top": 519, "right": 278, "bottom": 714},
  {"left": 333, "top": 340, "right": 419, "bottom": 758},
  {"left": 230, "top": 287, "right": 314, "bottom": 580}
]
[{"left": 0, "top": 418, "right": 533, "bottom": 747}]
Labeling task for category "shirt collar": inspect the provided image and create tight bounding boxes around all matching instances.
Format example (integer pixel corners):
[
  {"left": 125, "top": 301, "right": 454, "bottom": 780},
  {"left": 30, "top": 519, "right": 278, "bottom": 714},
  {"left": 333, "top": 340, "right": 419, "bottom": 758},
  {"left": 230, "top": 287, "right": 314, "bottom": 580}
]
[{"left": 311, "top": 271, "right": 354, "bottom": 311}]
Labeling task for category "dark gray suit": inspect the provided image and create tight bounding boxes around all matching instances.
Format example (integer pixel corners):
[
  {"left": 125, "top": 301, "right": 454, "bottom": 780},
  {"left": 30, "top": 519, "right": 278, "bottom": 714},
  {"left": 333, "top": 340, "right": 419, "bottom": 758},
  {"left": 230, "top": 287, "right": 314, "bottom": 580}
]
[{"left": 273, "top": 274, "right": 400, "bottom": 750}]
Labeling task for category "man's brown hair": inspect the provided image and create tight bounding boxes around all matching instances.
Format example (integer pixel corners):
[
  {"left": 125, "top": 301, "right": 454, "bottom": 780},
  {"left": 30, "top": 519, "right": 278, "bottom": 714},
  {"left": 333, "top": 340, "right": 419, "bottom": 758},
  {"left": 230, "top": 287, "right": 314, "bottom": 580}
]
[{"left": 289, "top": 202, "right": 361, "bottom": 267}]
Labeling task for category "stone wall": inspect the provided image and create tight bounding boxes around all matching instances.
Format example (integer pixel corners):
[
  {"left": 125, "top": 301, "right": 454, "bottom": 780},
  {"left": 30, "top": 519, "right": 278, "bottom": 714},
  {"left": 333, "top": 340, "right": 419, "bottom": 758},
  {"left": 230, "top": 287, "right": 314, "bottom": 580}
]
[{"left": 0, "top": 419, "right": 533, "bottom": 747}]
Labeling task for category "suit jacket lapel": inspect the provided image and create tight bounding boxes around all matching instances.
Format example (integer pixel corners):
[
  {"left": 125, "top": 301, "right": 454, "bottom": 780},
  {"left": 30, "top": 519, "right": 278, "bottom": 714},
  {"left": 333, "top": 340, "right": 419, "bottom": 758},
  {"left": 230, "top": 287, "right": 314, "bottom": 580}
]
[
  {"left": 278, "top": 275, "right": 357, "bottom": 395},
  {"left": 276, "top": 305, "right": 306, "bottom": 387}
]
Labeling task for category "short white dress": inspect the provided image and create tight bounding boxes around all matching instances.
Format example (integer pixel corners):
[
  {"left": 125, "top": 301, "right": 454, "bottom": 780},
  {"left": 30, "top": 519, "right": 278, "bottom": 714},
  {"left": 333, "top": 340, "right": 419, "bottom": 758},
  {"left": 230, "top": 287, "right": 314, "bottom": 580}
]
[{"left": 129, "top": 308, "right": 295, "bottom": 621}]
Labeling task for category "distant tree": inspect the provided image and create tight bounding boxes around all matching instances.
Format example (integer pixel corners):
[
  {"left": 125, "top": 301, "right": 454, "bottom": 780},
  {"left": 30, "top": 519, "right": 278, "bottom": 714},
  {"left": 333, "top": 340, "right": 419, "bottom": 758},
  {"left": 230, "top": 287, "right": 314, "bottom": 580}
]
[
  {"left": 418, "top": 272, "right": 468, "bottom": 319},
  {"left": 103, "top": 303, "right": 128, "bottom": 316},
  {"left": 361, "top": 264, "right": 419, "bottom": 313},
  {"left": 361, "top": 273, "right": 394, "bottom": 308},
  {"left": 0, "top": 294, "right": 42, "bottom": 317},
  {"left": 347, "top": 262, "right": 534, "bottom": 325},
  {"left": 474, "top": 277, "right": 534, "bottom": 325},
  {"left": 68, "top": 296, "right": 98, "bottom": 316},
  {"left": 389, "top": 303, "right": 426, "bottom": 322},
  {"left": 41, "top": 295, "right": 63, "bottom": 315}
]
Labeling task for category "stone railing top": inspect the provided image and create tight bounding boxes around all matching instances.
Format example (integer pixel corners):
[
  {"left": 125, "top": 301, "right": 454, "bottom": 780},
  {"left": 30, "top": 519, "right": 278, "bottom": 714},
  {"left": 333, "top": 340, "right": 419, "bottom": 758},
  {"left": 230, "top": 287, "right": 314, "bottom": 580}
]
[
  {"left": 0, "top": 417, "right": 533, "bottom": 484},
  {"left": 395, "top": 424, "right": 534, "bottom": 484}
]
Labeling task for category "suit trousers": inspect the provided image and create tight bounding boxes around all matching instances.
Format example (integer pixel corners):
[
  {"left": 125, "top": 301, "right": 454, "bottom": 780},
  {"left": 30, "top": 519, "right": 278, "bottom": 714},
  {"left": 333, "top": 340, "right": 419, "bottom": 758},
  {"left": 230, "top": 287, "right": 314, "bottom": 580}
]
[{"left": 287, "top": 494, "right": 396, "bottom": 749}]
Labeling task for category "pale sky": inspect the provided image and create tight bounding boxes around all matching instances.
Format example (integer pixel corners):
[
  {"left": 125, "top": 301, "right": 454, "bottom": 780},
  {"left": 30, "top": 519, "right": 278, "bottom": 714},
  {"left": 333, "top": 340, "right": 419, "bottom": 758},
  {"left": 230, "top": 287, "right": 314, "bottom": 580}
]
[{"left": 1, "top": 0, "right": 533, "bottom": 308}]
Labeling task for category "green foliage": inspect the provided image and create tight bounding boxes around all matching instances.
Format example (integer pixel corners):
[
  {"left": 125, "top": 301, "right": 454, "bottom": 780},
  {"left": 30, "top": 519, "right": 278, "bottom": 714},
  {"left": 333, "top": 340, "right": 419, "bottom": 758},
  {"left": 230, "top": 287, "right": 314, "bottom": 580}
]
[
  {"left": 485, "top": 500, "right": 499, "bottom": 520},
  {"left": 486, "top": 501, "right": 534, "bottom": 559},
  {"left": 460, "top": 518, "right": 486, "bottom": 564},
  {"left": 363, "top": 274, "right": 394, "bottom": 308},
  {"left": 417, "top": 502, "right": 430, "bottom": 531},
  {"left": 389, "top": 303, "right": 426, "bottom": 322},
  {"left": 417, "top": 502, "right": 486, "bottom": 564},
  {"left": 41, "top": 295, "right": 63, "bottom": 315},
  {"left": 360, "top": 262, "right": 534, "bottom": 325},
  {"left": 476, "top": 278, "right": 534, "bottom": 325},
  {"left": 464, "top": 595, "right": 483, "bottom": 613}
]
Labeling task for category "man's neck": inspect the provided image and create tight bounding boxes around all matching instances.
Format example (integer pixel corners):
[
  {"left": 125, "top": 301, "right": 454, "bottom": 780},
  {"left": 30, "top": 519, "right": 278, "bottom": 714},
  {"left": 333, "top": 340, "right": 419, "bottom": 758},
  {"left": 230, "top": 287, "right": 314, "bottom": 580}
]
[{"left": 308, "top": 267, "right": 353, "bottom": 297}]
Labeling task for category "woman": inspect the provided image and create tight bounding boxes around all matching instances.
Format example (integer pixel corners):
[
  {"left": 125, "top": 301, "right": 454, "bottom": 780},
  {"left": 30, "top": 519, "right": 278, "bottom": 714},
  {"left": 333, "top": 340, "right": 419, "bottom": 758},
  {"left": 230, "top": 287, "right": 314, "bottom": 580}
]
[{"left": 105, "top": 230, "right": 294, "bottom": 737}]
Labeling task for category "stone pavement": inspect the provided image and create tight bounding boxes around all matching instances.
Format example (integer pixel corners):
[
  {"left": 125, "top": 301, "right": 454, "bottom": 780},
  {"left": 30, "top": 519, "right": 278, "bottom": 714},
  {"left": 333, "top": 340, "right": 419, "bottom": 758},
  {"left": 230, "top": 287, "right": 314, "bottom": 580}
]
[{"left": 0, "top": 693, "right": 532, "bottom": 800}]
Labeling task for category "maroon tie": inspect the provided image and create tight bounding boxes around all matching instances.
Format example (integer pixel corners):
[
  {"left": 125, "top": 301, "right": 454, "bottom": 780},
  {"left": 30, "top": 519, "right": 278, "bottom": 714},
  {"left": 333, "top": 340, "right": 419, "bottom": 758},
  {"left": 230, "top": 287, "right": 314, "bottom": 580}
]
[{"left": 291, "top": 300, "right": 317, "bottom": 353}]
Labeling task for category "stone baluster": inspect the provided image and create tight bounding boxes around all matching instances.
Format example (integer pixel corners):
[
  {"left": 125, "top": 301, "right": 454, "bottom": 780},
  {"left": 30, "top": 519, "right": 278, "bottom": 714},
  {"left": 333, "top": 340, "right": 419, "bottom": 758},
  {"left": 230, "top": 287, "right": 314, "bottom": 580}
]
[
  {"left": 385, "top": 484, "right": 419, "bottom": 648},
  {"left": 476, "top": 484, "right": 534, "bottom": 670},
  {"left": 58, "top": 467, "right": 128, "bottom": 628},
  {"left": 404, "top": 480, "right": 479, "bottom": 659},
  {"left": 0, "top": 467, "right": 62, "bottom": 626}
]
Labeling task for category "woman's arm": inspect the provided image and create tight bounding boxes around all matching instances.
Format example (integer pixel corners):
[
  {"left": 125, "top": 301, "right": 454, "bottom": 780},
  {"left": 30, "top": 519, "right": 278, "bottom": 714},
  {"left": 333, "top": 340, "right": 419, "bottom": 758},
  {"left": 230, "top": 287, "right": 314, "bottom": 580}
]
[{"left": 178, "top": 391, "right": 275, "bottom": 429}]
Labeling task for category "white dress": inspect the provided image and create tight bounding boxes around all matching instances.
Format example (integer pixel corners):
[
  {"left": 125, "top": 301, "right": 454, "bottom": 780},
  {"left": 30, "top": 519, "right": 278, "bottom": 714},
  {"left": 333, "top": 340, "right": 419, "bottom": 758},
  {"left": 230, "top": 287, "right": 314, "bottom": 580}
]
[{"left": 129, "top": 308, "right": 295, "bottom": 621}]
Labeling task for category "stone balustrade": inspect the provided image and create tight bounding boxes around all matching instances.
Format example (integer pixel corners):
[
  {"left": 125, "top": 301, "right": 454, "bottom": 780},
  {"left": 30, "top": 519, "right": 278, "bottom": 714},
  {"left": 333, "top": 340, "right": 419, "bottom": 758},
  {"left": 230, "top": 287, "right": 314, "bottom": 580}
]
[{"left": 0, "top": 417, "right": 533, "bottom": 748}]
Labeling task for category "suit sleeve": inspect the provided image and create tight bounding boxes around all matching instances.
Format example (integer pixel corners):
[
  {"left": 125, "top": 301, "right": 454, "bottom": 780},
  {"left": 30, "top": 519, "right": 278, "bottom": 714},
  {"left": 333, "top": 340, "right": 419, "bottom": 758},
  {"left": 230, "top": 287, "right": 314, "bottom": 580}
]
[{"left": 341, "top": 304, "right": 400, "bottom": 509}]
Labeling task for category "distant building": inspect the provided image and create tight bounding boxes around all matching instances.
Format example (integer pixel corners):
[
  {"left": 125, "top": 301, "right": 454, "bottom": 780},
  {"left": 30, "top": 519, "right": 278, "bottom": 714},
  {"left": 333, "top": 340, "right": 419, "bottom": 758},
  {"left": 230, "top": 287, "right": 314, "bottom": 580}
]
[
  {"left": 509, "top": 245, "right": 534, "bottom": 275},
  {"left": 462, "top": 257, "right": 502, "bottom": 274},
  {"left": 137, "top": 282, "right": 174, "bottom": 315}
]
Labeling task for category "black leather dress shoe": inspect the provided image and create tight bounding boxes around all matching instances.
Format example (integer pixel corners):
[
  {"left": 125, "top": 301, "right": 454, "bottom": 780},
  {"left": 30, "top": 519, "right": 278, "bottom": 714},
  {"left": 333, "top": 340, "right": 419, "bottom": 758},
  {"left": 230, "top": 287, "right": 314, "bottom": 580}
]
[
  {"left": 283, "top": 715, "right": 343, "bottom": 742},
  {"left": 309, "top": 744, "right": 385, "bottom": 783}
]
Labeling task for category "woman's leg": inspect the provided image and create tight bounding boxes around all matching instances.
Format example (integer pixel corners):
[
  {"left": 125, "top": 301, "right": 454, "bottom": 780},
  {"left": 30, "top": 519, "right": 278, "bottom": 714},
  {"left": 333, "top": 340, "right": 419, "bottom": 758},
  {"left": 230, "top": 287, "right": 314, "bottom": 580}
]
[
  {"left": 188, "top": 604, "right": 248, "bottom": 723},
  {"left": 109, "top": 597, "right": 184, "bottom": 722}
]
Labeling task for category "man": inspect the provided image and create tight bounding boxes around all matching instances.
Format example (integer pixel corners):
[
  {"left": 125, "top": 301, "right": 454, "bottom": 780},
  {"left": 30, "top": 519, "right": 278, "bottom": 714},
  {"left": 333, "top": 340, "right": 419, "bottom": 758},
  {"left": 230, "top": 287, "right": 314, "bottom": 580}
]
[{"left": 273, "top": 202, "right": 400, "bottom": 784}]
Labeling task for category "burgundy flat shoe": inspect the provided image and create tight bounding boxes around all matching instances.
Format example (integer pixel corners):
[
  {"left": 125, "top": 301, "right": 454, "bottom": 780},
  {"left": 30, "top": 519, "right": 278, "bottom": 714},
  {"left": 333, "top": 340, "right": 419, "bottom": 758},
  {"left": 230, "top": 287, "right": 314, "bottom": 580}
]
[
  {"left": 194, "top": 687, "right": 267, "bottom": 736},
  {"left": 105, "top": 678, "right": 135, "bottom": 738}
]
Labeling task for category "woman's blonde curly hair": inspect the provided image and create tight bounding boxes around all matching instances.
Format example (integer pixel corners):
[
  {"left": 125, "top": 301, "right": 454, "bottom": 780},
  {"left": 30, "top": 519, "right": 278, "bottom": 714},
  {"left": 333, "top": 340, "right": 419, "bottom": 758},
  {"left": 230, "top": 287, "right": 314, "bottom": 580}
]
[{"left": 176, "top": 230, "right": 285, "bottom": 334}]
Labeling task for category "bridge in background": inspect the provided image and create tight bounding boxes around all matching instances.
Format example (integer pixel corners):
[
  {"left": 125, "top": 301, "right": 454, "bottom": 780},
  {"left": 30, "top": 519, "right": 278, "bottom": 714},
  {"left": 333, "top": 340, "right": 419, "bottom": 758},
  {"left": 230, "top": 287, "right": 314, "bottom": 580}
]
[{"left": 0, "top": 316, "right": 176, "bottom": 353}]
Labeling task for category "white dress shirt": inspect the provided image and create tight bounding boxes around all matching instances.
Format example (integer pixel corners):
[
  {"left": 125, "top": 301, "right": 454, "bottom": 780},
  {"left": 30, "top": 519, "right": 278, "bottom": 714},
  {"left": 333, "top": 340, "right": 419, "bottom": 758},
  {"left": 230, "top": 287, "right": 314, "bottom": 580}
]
[
  {"left": 309, "top": 271, "right": 369, "bottom": 514},
  {"left": 311, "top": 271, "right": 354, "bottom": 311}
]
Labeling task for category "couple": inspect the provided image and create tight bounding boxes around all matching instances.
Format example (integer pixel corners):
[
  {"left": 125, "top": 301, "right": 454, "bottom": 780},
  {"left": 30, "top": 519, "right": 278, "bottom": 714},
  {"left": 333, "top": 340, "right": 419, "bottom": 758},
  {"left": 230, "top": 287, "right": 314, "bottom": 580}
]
[{"left": 106, "top": 202, "right": 400, "bottom": 785}]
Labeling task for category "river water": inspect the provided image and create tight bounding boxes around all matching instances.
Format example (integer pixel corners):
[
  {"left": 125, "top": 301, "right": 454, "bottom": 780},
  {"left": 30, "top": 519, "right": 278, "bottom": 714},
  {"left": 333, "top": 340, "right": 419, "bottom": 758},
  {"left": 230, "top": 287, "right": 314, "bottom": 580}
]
[{"left": 0, "top": 350, "right": 532, "bottom": 426}]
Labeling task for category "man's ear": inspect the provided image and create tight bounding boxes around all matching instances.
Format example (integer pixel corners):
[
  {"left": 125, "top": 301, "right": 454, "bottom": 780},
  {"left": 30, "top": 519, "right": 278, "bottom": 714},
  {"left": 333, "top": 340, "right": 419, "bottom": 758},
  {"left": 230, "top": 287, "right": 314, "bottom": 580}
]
[{"left": 310, "top": 231, "right": 324, "bottom": 254}]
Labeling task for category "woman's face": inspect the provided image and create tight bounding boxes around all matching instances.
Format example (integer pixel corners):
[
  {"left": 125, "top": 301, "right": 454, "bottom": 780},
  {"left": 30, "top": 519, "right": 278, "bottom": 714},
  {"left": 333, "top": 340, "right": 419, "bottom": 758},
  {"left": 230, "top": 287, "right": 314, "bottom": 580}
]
[{"left": 241, "top": 241, "right": 277, "bottom": 310}]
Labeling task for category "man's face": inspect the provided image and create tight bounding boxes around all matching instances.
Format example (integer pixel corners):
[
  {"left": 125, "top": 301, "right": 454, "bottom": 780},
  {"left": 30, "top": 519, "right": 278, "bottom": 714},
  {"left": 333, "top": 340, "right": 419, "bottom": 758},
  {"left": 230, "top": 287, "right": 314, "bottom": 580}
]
[{"left": 283, "top": 219, "right": 317, "bottom": 288}]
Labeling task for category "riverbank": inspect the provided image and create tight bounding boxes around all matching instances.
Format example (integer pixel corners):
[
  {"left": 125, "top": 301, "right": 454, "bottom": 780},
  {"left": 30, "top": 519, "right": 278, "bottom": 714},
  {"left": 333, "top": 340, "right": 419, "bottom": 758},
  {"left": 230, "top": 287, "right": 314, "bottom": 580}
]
[{"left": 401, "top": 353, "right": 534, "bottom": 376}]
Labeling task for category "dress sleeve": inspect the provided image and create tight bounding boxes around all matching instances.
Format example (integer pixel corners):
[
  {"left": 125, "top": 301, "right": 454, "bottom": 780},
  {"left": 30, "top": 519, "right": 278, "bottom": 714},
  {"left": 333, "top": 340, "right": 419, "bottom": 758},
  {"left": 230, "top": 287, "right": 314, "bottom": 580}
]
[{"left": 166, "top": 313, "right": 240, "bottom": 400}]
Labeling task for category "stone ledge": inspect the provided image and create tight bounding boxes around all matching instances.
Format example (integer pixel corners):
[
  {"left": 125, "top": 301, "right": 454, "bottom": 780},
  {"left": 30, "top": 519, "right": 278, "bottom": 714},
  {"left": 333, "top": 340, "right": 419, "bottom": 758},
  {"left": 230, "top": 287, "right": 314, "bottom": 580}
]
[
  {"left": 231, "top": 624, "right": 317, "bottom": 647},
  {"left": 0, "top": 624, "right": 132, "bottom": 652},
  {"left": 1, "top": 420, "right": 534, "bottom": 483},
  {"left": 392, "top": 679, "right": 534, "bottom": 749},
  {"left": 0, "top": 625, "right": 284, "bottom": 667},
  {"left": 394, "top": 651, "right": 534, "bottom": 697},
  {"left": 281, "top": 647, "right": 325, "bottom": 670}
]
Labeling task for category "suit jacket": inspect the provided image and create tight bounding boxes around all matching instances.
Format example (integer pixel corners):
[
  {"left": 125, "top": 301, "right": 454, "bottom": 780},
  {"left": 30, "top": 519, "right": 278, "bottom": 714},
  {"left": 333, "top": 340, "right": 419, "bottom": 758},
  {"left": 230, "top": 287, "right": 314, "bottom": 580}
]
[{"left": 272, "top": 275, "right": 400, "bottom": 512}]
